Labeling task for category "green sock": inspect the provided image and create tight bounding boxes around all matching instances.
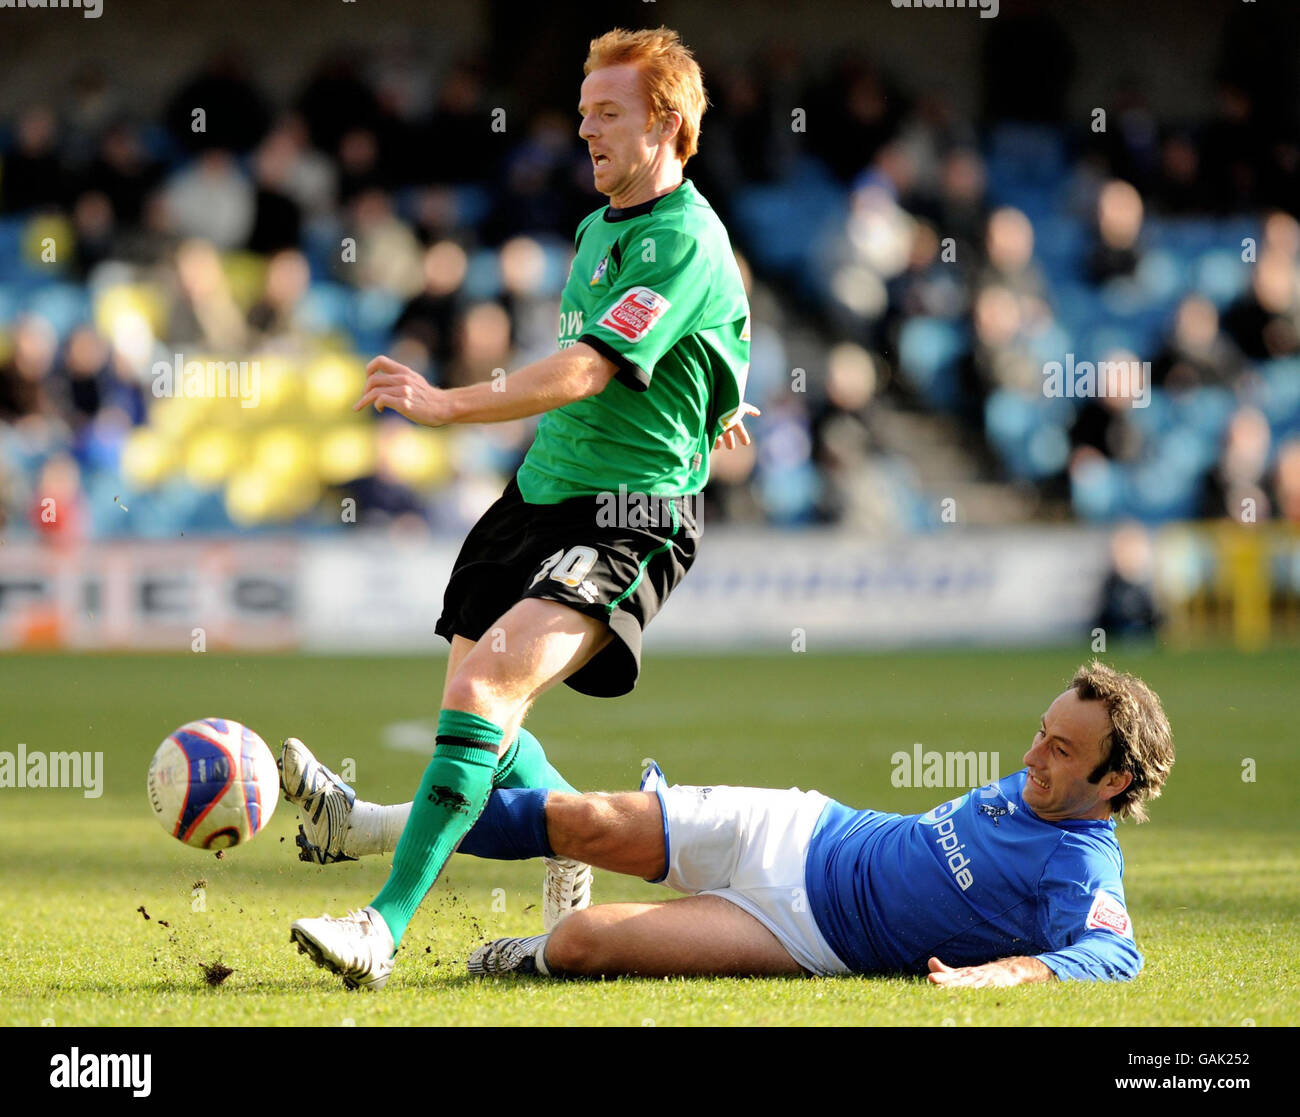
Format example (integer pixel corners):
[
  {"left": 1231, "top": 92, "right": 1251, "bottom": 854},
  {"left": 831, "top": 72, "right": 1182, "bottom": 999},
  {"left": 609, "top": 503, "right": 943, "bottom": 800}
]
[
  {"left": 493, "top": 727, "right": 577, "bottom": 793},
  {"left": 370, "top": 709, "right": 502, "bottom": 945}
]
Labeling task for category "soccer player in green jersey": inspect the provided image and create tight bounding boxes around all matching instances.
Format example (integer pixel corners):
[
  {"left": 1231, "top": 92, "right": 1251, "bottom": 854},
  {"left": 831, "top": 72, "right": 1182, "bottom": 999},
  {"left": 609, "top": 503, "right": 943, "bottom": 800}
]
[{"left": 287, "top": 26, "right": 757, "bottom": 989}]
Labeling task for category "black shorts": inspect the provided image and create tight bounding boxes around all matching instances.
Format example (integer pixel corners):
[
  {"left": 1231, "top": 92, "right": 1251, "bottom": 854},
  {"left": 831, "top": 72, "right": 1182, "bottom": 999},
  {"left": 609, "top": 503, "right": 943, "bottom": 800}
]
[{"left": 434, "top": 477, "right": 700, "bottom": 697}]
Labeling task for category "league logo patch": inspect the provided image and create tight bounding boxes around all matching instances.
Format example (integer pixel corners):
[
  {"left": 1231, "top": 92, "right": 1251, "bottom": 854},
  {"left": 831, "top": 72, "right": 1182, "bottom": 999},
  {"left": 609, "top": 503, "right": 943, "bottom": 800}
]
[
  {"left": 1085, "top": 890, "right": 1132, "bottom": 936},
  {"left": 599, "top": 286, "right": 671, "bottom": 342}
]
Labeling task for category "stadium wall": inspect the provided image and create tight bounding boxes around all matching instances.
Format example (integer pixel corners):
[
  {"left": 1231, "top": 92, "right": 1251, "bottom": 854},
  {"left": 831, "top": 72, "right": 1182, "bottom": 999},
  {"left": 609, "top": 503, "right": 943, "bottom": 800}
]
[{"left": 0, "top": 528, "right": 1111, "bottom": 651}]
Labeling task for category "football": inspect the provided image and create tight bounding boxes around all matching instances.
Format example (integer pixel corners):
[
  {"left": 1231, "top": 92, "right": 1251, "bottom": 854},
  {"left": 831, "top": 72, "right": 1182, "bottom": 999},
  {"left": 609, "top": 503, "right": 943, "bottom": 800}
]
[{"left": 147, "top": 718, "right": 279, "bottom": 850}]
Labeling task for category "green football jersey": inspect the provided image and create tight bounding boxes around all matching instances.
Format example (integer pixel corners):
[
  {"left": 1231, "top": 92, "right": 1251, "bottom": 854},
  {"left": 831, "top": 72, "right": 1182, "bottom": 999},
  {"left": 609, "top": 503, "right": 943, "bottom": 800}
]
[{"left": 515, "top": 178, "right": 751, "bottom": 504}]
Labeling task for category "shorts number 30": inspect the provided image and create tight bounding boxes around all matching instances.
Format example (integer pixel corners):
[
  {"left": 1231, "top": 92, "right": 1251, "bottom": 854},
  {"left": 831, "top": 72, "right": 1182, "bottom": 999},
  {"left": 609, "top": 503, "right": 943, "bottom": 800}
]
[{"left": 531, "top": 545, "right": 599, "bottom": 588}]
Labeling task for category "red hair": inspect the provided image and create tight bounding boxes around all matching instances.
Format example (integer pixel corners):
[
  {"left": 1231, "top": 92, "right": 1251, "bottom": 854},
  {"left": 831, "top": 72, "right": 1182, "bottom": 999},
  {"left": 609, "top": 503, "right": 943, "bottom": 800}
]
[{"left": 584, "top": 26, "right": 709, "bottom": 165}]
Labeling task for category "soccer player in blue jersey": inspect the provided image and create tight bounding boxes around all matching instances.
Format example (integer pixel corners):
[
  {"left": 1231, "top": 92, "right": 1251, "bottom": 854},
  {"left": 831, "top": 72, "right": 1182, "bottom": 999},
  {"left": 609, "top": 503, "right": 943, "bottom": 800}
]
[{"left": 281, "top": 661, "right": 1173, "bottom": 986}]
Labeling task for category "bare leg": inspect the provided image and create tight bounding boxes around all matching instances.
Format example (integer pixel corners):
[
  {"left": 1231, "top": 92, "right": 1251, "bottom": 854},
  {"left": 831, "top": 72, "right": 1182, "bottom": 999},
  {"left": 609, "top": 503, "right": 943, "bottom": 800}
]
[
  {"left": 545, "top": 895, "right": 803, "bottom": 977},
  {"left": 544, "top": 790, "right": 666, "bottom": 878},
  {"left": 442, "top": 599, "right": 613, "bottom": 759}
]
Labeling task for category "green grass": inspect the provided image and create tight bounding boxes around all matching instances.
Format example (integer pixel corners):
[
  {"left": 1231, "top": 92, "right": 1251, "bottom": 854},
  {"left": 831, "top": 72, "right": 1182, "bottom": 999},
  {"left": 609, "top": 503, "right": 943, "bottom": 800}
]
[{"left": 1, "top": 646, "right": 1296, "bottom": 1026}]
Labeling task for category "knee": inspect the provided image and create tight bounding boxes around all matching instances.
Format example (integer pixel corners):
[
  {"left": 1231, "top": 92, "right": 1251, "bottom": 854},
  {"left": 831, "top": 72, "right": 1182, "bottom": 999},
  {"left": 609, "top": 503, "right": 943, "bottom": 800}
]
[
  {"left": 547, "top": 793, "right": 612, "bottom": 858},
  {"left": 442, "top": 662, "right": 509, "bottom": 716},
  {"left": 544, "top": 909, "right": 606, "bottom": 973}
]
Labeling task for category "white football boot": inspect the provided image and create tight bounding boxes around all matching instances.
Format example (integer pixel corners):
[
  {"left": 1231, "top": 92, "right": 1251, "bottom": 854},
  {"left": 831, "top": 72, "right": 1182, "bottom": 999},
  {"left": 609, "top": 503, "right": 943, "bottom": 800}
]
[
  {"left": 467, "top": 934, "right": 550, "bottom": 976},
  {"left": 290, "top": 907, "right": 396, "bottom": 990},
  {"left": 542, "top": 856, "right": 592, "bottom": 931},
  {"left": 279, "top": 737, "right": 357, "bottom": 864}
]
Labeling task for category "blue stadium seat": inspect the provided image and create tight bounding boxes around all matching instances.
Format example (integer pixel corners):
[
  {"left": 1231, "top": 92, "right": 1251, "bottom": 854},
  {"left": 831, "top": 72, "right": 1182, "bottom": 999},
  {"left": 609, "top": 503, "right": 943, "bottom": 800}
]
[
  {"left": 299, "top": 281, "right": 354, "bottom": 334},
  {"left": 351, "top": 287, "right": 404, "bottom": 353},
  {"left": 1134, "top": 249, "right": 1186, "bottom": 304},
  {"left": 463, "top": 247, "right": 502, "bottom": 300},
  {"left": 985, "top": 389, "right": 1068, "bottom": 480},
  {"left": 0, "top": 281, "right": 22, "bottom": 324},
  {"left": 1130, "top": 456, "right": 1201, "bottom": 521},
  {"left": 23, "top": 282, "right": 92, "bottom": 338},
  {"left": 1195, "top": 249, "right": 1250, "bottom": 308},
  {"left": 1034, "top": 214, "right": 1088, "bottom": 281},
  {"left": 0, "top": 218, "right": 25, "bottom": 281},
  {"left": 897, "top": 316, "right": 968, "bottom": 411},
  {"left": 1070, "top": 456, "right": 1124, "bottom": 520},
  {"left": 1258, "top": 359, "right": 1300, "bottom": 435},
  {"left": 1169, "top": 386, "right": 1235, "bottom": 443}
]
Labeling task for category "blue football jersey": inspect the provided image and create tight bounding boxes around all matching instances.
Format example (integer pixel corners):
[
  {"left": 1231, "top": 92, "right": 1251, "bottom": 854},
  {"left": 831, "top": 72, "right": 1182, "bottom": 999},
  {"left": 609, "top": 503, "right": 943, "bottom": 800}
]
[{"left": 804, "top": 770, "right": 1142, "bottom": 981}]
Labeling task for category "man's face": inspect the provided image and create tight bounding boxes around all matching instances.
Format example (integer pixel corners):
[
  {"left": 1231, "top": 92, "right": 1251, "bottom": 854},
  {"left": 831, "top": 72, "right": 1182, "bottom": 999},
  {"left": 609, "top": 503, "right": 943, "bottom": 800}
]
[
  {"left": 1021, "top": 689, "right": 1128, "bottom": 821},
  {"left": 578, "top": 64, "right": 671, "bottom": 201}
]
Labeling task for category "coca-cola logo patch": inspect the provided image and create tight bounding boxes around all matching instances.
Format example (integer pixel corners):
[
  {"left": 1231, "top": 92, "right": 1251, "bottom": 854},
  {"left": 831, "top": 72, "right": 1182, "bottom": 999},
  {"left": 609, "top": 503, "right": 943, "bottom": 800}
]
[
  {"left": 599, "top": 286, "right": 671, "bottom": 342},
  {"left": 1085, "top": 890, "right": 1132, "bottom": 936}
]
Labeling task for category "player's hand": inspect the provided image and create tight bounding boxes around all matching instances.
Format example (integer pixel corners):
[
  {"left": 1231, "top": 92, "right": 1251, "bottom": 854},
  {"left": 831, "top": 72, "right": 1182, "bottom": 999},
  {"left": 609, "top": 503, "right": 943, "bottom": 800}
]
[
  {"left": 926, "top": 957, "right": 1020, "bottom": 988},
  {"left": 713, "top": 403, "right": 760, "bottom": 451},
  {"left": 354, "top": 356, "right": 454, "bottom": 427},
  {"left": 926, "top": 956, "right": 1052, "bottom": 987}
]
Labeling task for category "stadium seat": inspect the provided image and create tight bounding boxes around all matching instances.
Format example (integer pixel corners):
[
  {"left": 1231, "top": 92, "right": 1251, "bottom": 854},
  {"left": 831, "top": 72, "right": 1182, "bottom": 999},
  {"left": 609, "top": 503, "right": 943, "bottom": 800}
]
[
  {"left": 22, "top": 282, "right": 92, "bottom": 338},
  {"left": 897, "top": 317, "right": 968, "bottom": 412},
  {"left": 1070, "top": 456, "right": 1124, "bottom": 520}
]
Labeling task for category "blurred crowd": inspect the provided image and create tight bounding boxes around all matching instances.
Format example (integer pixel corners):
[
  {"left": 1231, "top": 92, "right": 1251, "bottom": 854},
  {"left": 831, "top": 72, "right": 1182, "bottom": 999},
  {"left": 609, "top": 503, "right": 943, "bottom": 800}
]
[{"left": 3, "top": 29, "right": 1300, "bottom": 542}]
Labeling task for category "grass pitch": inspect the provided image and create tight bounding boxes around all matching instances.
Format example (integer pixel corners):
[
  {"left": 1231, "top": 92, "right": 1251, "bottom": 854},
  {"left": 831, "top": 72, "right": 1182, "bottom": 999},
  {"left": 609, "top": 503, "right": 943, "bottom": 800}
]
[{"left": 0, "top": 646, "right": 1296, "bottom": 1027}]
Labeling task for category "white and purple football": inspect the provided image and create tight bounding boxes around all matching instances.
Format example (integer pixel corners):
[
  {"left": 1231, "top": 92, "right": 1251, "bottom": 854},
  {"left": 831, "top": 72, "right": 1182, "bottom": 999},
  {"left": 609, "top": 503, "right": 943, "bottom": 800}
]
[{"left": 147, "top": 718, "right": 279, "bottom": 849}]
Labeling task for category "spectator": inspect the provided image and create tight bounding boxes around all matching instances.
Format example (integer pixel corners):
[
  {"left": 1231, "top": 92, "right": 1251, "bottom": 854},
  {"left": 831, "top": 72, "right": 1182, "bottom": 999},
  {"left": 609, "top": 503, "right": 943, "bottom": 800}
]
[
  {"left": 977, "top": 207, "right": 1048, "bottom": 310},
  {"left": 1, "top": 106, "right": 64, "bottom": 213},
  {"left": 394, "top": 240, "right": 469, "bottom": 371},
  {"left": 1221, "top": 248, "right": 1300, "bottom": 361},
  {"left": 0, "top": 316, "right": 60, "bottom": 427},
  {"left": 247, "top": 249, "right": 312, "bottom": 344},
  {"left": 1274, "top": 438, "right": 1300, "bottom": 524},
  {"left": 1087, "top": 179, "right": 1145, "bottom": 285},
  {"left": 343, "top": 188, "right": 424, "bottom": 297},
  {"left": 55, "top": 325, "right": 112, "bottom": 428},
  {"left": 1152, "top": 296, "right": 1246, "bottom": 391},
  {"left": 167, "top": 238, "right": 249, "bottom": 351},
  {"left": 165, "top": 48, "right": 270, "bottom": 155},
  {"left": 1093, "top": 522, "right": 1160, "bottom": 640},
  {"left": 1200, "top": 406, "right": 1273, "bottom": 521},
  {"left": 247, "top": 135, "right": 305, "bottom": 254},
  {"left": 160, "top": 149, "right": 256, "bottom": 250},
  {"left": 1069, "top": 349, "right": 1147, "bottom": 464},
  {"left": 30, "top": 453, "right": 87, "bottom": 545},
  {"left": 80, "top": 121, "right": 162, "bottom": 230},
  {"left": 498, "top": 236, "right": 557, "bottom": 364}
]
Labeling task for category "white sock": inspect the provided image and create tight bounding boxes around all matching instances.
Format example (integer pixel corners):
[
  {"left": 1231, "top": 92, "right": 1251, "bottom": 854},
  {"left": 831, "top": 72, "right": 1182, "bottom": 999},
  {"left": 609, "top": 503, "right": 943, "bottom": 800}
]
[
  {"left": 343, "top": 800, "right": 412, "bottom": 858},
  {"left": 533, "top": 934, "right": 552, "bottom": 976}
]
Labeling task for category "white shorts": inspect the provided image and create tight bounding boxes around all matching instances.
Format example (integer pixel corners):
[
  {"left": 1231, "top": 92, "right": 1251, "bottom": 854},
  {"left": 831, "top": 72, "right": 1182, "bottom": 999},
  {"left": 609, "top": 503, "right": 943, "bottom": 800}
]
[{"left": 650, "top": 783, "right": 852, "bottom": 976}]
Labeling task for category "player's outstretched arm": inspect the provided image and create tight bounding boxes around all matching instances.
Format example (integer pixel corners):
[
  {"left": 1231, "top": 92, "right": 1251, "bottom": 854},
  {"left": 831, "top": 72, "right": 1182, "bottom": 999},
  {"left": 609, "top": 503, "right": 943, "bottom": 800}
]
[
  {"left": 926, "top": 955, "right": 1056, "bottom": 987},
  {"left": 353, "top": 346, "right": 616, "bottom": 426}
]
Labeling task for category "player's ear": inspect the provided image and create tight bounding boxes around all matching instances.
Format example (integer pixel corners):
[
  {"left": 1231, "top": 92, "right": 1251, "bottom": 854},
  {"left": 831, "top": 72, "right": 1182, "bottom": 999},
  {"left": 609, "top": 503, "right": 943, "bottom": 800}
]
[
  {"left": 657, "top": 110, "right": 683, "bottom": 145},
  {"left": 1100, "top": 768, "right": 1133, "bottom": 804}
]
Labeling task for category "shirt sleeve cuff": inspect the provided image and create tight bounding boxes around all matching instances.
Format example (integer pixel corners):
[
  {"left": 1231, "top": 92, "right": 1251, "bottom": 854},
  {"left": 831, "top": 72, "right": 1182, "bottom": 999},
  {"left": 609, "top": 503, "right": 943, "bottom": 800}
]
[{"left": 578, "top": 333, "right": 651, "bottom": 392}]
